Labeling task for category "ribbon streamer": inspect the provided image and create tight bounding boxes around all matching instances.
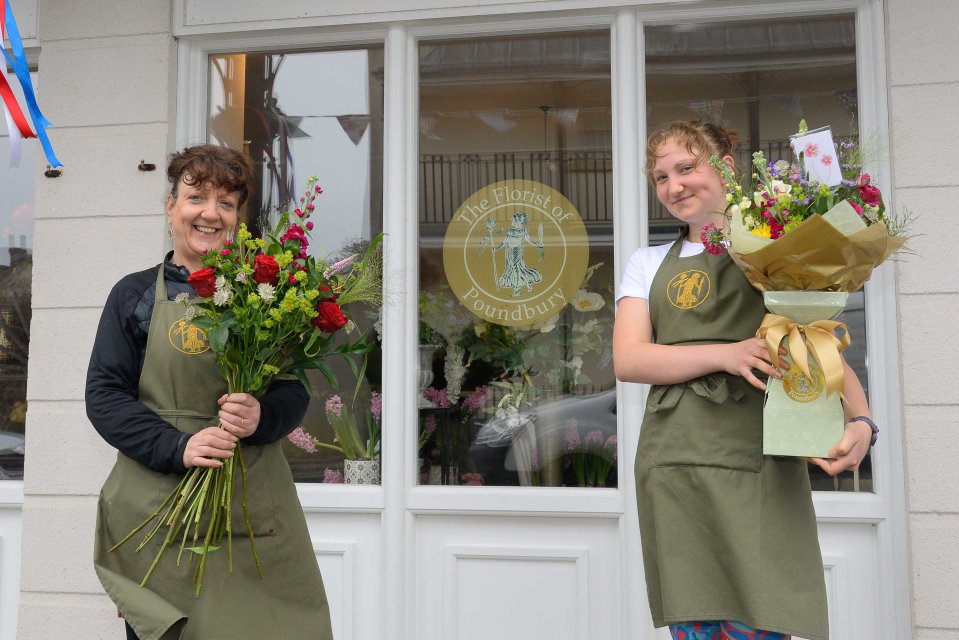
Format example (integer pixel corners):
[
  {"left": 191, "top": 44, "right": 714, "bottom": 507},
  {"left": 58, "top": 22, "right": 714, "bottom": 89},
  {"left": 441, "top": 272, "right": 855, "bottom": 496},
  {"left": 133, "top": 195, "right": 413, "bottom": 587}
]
[
  {"left": 2, "top": 0, "right": 62, "bottom": 167},
  {"left": 757, "top": 313, "right": 851, "bottom": 397}
]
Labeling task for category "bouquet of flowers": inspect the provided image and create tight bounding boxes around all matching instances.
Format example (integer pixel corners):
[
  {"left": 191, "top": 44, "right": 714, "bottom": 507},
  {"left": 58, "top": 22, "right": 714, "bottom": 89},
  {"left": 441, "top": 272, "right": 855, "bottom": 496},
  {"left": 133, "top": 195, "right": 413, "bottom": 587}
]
[
  {"left": 704, "top": 122, "right": 907, "bottom": 456},
  {"left": 112, "top": 176, "right": 382, "bottom": 595}
]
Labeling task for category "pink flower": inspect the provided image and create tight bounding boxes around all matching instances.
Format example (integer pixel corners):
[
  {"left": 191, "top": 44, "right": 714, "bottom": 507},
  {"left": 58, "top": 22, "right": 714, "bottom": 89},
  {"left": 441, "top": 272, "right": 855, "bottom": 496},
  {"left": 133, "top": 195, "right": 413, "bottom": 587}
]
[
  {"left": 604, "top": 435, "right": 618, "bottom": 461},
  {"left": 315, "top": 185, "right": 323, "bottom": 194},
  {"left": 857, "top": 173, "right": 872, "bottom": 187},
  {"left": 821, "top": 154, "right": 833, "bottom": 167},
  {"left": 220, "top": 249, "right": 231, "bottom": 256},
  {"left": 804, "top": 143, "right": 818, "bottom": 157},
  {"left": 585, "top": 430, "right": 604, "bottom": 450},
  {"left": 461, "top": 472, "right": 485, "bottom": 486},
  {"left": 306, "top": 203, "right": 315, "bottom": 212},
  {"left": 423, "top": 386, "right": 451, "bottom": 408},
  {"left": 323, "top": 468, "right": 344, "bottom": 484},
  {"left": 287, "top": 426, "right": 316, "bottom": 453},
  {"left": 700, "top": 223, "right": 727, "bottom": 256},
  {"left": 849, "top": 201, "right": 864, "bottom": 216},
  {"left": 859, "top": 184, "right": 882, "bottom": 207},
  {"left": 306, "top": 221, "right": 314, "bottom": 231},
  {"left": 325, "top": 395, "right": 343, "bottom": 418},
  {"left": 371, "top": 391, "right": 382, "bottom": 423},
  {"left": 294, "top": 209, "right": 304, "bottom": 218},
  {"left": 463, "top": 387, "right": 492, "bottom": 413},
  {"left": 423, "top": 414, "right": 437, "bottom": 436},
  {"left": 565, "top": 420, "right": 581, "bottom": 452}
]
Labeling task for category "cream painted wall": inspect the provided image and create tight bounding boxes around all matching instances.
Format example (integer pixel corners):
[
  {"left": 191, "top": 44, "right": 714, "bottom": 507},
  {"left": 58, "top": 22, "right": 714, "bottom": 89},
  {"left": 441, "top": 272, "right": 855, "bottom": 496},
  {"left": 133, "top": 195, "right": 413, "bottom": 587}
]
[
  {"left": 16, "top": 1, "right": 176, "bottom": 637},
  {"left": 887, "top": 1, "right": 959, "bottom": 638}
]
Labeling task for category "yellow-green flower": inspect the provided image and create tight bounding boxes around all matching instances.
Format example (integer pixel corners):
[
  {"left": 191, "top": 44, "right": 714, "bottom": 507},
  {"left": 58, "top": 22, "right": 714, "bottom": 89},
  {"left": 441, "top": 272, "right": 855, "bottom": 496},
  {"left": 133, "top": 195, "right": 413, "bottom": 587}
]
[
  {"left": 236, "top": 225, "right": 252, "bottom": 242},
  {"left": 294, "top": 270, "right": 307, "bottom": 283},
  {"left": 276, "top": 251, "right": 293, "bottom": 269}
]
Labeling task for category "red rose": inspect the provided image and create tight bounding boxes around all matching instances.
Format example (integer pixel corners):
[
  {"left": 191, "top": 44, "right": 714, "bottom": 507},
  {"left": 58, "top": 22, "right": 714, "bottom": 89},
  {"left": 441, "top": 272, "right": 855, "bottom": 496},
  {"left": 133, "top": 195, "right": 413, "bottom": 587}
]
[
  {"left": 858, "top": 184, "right": 882, "bottom": 207},
  {"left": 253, "top": 254, "right": 280, "bottom": 285},
  {"left": 188, "top": 267, "right": 217, "bottom": 297},
  {"left": 313, "top": 300, "right": 348, "bottom": 333}
]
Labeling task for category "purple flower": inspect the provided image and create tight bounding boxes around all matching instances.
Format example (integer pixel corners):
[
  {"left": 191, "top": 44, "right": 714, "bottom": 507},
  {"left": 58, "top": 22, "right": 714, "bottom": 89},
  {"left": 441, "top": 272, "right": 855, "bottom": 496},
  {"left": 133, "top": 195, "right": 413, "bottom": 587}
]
[
  {"left": 287, "top": 426, "right": 316, "bottom": 453},
  {"left": 323, "top": 468, "right": 344, "bottom": 483},
  {"left": 371, "top": 391, "right": 382, "bottom": 423}
]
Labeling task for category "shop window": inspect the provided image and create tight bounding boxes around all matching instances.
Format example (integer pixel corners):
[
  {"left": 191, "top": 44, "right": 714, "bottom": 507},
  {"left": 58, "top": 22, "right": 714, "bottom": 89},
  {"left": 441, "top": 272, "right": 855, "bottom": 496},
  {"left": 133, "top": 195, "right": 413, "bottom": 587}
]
[
  {"left": 417, "top": 32, "right": 617, "bottom": 487},
  {"left": 208, "top": 47, "right": 384, "bottom": 483},
  {"left": 0, "top": 73, "right": 37, "bottom": 481},
  {"left": 645, "top": 15, "right": 870, "bottom": 491}
]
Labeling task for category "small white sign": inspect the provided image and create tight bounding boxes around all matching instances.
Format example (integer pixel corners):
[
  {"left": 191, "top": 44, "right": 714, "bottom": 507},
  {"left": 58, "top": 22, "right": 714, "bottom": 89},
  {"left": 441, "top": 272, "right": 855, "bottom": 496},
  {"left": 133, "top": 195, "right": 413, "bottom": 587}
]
[{"left": 790, "top": 126, "right": 843, "bottom": 187}]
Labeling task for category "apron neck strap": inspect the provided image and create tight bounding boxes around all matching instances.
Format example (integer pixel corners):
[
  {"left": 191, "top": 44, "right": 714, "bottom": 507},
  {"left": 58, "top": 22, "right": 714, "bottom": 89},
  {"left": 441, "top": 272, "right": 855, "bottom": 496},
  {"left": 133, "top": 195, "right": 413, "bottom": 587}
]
[
  {"left": 666, "top": 226, "right": 690, "bottom": 259},
  {"left": 155, "top": 265, "right": 167, "bottom": 300}
]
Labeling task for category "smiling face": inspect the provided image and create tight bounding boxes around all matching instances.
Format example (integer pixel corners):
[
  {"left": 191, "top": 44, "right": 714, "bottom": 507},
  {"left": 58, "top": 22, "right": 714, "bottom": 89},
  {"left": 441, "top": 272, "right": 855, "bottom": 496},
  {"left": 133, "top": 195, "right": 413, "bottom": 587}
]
[
  {"left": 650, "top": 138, "right": 733, "bottom": 241},
  {"left": 167, "top": 177, "right": 240, "bottom": 272}
]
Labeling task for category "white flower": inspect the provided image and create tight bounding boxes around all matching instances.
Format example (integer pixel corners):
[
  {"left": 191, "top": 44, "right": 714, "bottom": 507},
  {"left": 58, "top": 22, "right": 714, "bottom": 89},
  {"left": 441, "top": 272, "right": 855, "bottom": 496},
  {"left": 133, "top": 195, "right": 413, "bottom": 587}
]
[
  {"left": 184, "top": 304, "right": 199, "bottom": 321},
  {"left": 215, "top": 275, "right": 228, "bottom": 291},
  {"left": 531, "top": 314, "right": 559, "bottom": 333},
  {"left": 236, "top": 271, "right": 249, "bottom": 284},
  {"left": 213, "top": 288, "right": 233, "bottom": 307},
  {"left": 256, "top": 282, "right": 276, "bottom": 303},
  {"left": 573, "top": 319, "right": 598, "bottom": 335},
  {"left": 174, "top": 292, "right": 190, "bottom": 303},
  {"left": 344, "top": 319, "right": 356, "bottom": 334},
  {"left": 571, "top": 289, "right": 605, "bottom": 312}
]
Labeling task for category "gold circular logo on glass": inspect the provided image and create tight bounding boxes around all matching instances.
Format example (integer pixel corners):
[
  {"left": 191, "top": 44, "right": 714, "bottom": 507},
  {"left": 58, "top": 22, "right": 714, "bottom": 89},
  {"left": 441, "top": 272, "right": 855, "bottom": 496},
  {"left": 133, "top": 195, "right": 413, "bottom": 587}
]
[
  {"left": 443, "top": 180, "right": 589, "bottom": 328},
  {"left": 666, "top": 270, "right": 711, "bottom": 309},
  {"left": 168, "top": 318, "right": 210, "bottom": 354},
  {"left": 782, "top": 362, "right": 825, "bottom": 403}
]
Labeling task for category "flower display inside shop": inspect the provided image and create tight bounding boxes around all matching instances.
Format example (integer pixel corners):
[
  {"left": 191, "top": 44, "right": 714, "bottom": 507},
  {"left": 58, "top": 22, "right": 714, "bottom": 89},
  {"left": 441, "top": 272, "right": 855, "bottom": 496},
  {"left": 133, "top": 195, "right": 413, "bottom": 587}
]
[{"left": 112, "top": 176, "right": 383, "bottom": 596}]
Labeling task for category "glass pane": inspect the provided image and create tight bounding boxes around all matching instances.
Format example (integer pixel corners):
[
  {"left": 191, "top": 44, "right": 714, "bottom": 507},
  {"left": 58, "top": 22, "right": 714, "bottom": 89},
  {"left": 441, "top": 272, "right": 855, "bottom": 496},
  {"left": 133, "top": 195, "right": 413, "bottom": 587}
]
[
  {"left": 645, "top": 15, "right": 870, "bottom": 491},
  {"left": 208, "top": 47, "right": 384, "bottom": 483},
  {"left": 417, "top": 32, "right": 616, "bottom": 487},
  {"left": 0, "top": 72, "right": 38, "bottom": 481}
]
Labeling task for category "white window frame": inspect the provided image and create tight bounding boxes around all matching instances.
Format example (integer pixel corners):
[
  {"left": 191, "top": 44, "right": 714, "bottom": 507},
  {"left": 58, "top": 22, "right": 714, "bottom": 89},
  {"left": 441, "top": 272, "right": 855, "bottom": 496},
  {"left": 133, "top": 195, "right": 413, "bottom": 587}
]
[{"left": 174, "top": 3, "right": 908, "bottom": 637}]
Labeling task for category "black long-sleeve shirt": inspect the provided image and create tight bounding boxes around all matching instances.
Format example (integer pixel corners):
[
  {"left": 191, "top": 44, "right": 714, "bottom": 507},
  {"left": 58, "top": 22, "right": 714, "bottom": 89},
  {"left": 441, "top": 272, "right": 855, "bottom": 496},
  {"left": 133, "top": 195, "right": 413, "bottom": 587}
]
[{"left": 85, "top": 255, "right": 309, "bottom": 475}]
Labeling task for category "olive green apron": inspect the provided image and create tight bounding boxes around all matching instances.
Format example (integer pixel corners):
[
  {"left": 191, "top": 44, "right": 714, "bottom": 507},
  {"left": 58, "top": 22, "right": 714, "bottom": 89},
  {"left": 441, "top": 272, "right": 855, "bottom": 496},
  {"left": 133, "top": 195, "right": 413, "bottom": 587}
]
[
  {"left": 635, "top": 233, "right": 828, "bottom": 640},
  {"left": 94, "top": 267, "right": 332, "bottom": 640}
]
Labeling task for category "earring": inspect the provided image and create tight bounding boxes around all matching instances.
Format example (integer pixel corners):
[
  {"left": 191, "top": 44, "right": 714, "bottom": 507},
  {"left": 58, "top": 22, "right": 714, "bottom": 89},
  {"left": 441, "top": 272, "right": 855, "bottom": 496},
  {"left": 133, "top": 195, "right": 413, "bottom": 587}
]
[{"left": 167, "top": 224, "right": 174, "bottom": 238}]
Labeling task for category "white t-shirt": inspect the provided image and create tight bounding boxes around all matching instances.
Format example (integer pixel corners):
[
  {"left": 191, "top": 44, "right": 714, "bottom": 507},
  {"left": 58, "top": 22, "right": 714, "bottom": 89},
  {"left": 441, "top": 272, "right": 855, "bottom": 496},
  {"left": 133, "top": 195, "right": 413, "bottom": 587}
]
[{"left": 616, "top": 240, "right": 704, "bottom": 304}]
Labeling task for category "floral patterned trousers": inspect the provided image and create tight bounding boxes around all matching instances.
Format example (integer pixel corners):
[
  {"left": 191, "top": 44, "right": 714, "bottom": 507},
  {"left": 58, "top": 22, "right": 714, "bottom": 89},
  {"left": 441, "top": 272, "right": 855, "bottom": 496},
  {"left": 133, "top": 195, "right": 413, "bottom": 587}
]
[{"left": 669, "top": 620, "right": 790, "bottom": 640}]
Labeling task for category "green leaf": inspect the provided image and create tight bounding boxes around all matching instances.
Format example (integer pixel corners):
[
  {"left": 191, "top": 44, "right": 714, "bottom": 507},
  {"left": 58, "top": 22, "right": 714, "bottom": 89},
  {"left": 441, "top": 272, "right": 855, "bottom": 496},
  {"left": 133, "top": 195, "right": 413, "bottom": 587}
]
[
  {"left": 186, "top": 545, "right": 220, "bottom": 555},
  {"left": 209, "top": 324, "right": 228, "bottom": 352}
]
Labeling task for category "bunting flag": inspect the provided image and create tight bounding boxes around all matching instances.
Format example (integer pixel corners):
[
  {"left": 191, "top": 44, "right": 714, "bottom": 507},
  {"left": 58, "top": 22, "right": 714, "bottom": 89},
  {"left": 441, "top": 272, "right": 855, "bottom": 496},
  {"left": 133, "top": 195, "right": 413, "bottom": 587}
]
[
  {"left": 335, "top": 114, "right": 371, "bottom": 145},
  {"left": 1, "top": 0, "right": 61, "bottom": 167},
  {"left": 476, "top": 110, "right": 518, "bottom": 134}
]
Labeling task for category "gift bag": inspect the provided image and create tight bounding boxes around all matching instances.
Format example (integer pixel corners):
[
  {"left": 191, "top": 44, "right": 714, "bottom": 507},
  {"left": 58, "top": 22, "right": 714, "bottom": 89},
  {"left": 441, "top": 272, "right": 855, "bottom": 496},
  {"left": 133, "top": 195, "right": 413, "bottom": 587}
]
[{"left": 760, "top": 291, "right": 850, "bottom": 457}]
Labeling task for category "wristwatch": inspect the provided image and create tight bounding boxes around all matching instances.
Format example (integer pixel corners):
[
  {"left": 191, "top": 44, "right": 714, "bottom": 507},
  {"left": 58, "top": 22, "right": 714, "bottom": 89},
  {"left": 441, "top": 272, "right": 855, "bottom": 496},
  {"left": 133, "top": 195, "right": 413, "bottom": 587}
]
[{"left": 848, "top": 416, "right": 879, "bottom": 447}]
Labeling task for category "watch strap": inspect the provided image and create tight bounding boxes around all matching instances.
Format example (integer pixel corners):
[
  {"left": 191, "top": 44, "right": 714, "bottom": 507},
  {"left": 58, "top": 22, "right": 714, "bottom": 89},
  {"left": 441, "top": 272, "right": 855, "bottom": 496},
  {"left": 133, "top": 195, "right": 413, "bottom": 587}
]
[{"left": 848, "top": 415, "right": 879, "bottom": 446}]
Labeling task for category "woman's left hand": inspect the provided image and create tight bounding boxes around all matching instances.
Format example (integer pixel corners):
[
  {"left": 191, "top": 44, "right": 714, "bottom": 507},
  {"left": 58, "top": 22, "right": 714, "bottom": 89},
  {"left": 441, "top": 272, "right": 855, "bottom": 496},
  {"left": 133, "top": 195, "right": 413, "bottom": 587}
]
[
  {"left": 218, "top": 393, "right": 261, "bottom": 439},
  {"left": 808, "top": 419, "right": 872, "bottom": 477}
]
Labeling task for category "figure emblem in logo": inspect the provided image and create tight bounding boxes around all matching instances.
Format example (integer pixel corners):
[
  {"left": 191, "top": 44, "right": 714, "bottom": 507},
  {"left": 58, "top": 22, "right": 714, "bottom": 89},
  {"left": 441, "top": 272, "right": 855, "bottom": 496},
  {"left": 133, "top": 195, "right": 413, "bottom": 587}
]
[
  {"left": 168, "top": 319, "right": 210, "bottom": 354},
  {"left": 782, "top": 361, "right": 825, "bottom": 403},
  {"left": 667, "top": 270, "right": 710, "bottom": 309},
  {"left": 480, "top": 211, "right": 545, "bottom": 297}
]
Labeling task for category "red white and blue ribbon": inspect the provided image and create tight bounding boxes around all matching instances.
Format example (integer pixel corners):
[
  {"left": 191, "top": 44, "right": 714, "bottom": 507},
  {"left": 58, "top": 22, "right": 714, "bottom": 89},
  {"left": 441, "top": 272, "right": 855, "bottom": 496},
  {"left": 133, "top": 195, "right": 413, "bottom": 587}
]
[{"left": 1, "top": 0, "right": 61, "bottom": 168}]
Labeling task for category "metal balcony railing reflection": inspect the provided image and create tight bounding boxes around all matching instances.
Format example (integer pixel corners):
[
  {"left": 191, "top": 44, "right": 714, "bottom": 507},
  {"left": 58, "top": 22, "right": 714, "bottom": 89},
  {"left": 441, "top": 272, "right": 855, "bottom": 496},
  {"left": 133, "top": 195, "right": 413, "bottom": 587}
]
[{"left": 418, "top": 139, "right": 799, "bottom": 232}]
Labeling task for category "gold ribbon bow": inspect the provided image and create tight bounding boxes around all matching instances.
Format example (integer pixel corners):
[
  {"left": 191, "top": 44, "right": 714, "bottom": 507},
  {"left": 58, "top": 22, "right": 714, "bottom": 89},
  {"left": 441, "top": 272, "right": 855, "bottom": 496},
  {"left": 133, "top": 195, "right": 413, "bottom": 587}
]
[{"left": 757, "top": 313, "right": 851, "bottom": 397}]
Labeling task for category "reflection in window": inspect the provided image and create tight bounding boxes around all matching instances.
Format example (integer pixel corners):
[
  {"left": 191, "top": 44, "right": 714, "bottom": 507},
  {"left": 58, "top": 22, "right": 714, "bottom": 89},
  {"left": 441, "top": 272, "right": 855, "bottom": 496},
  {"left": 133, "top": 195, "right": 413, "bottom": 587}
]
[
  {"left": 0, "top": 72, "right": 37, "bottom": 481},
  {"left": 208, "top": 47, "right": 384, "bottom": 483},
  {"left": 417, "top": 33, "right": 616, "bottom": 487},
  {"left": 645, "top": 15, "right": 870, "bottom": 491}
]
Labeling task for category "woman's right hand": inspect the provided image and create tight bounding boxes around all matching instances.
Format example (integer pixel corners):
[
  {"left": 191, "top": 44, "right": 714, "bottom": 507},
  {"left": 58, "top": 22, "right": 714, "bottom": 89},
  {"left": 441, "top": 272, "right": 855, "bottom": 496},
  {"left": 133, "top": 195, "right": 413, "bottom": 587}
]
[
  {"left": 723, "top": 337, "right": 784, "bottom": 391},
  {"left": 183, "top": 426, "right": 238, "bottom": 468}
]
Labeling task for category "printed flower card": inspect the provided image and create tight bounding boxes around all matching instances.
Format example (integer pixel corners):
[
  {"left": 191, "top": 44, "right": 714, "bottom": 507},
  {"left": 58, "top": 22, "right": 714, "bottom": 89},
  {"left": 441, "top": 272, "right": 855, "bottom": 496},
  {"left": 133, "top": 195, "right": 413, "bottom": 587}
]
[{"left": 790, "top": 126, "right": 843, "bottom": 187}]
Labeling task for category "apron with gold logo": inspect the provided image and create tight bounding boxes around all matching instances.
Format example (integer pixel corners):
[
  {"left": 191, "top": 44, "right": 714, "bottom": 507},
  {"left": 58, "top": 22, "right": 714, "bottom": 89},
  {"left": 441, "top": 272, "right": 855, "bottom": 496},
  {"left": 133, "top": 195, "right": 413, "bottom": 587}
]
[
  {"left": 635, "top": 233, "right": 828, "bottom": 639},
  {"left": 94, "top": 267, "right": 333, "bottom": 640}
]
